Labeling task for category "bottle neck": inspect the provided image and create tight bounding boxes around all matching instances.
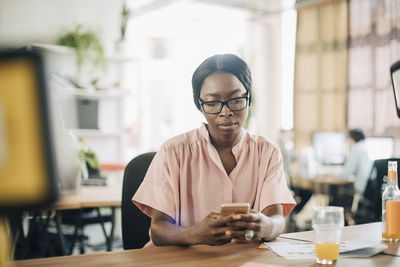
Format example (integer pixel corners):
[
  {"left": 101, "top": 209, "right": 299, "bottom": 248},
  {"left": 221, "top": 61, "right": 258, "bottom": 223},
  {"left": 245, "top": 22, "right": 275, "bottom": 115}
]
[
  {"left": 388, "top": 170, "right": 398, "bottom": 186},
  {"left": 388, "top": 178, "right": 398, "bottom": 187}
]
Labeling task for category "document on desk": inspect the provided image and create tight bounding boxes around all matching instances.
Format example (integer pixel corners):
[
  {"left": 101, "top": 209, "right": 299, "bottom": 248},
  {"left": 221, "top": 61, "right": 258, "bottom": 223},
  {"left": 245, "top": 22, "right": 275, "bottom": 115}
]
[{"left": 263, "top": 240, "right": 387, "bottom": 260}]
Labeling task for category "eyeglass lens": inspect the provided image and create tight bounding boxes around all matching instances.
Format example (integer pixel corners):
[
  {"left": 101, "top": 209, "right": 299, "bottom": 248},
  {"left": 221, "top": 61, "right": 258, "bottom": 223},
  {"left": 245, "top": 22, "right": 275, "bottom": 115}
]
[{"left": 202, "top": 97, "right": 248, "bottom": 114}]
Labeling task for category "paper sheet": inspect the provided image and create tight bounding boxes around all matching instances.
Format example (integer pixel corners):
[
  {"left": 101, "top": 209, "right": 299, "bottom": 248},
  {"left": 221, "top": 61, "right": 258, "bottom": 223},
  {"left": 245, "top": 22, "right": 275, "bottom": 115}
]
[{"left": 263, "top": 240, "right": 387, "bottom": 260}]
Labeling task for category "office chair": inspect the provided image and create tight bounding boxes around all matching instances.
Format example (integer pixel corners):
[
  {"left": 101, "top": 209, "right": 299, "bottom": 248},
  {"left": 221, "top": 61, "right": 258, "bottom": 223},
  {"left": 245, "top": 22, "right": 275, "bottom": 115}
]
[
  {"left": 121, "top": 152, "right": 156, "bottom": 250},
  {"left": 59, "top": 207, "right": 114, "bottom": 254},
  {"left": 353, "top": 158, "right": 400, "bottom": 224}
]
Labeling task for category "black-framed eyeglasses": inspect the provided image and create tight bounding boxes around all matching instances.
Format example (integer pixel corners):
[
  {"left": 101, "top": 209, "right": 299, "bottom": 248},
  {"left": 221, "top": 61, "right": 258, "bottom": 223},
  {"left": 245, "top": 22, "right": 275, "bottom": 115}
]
[{"left": 198, "top": 95, "right": 249, "bottom": 114}]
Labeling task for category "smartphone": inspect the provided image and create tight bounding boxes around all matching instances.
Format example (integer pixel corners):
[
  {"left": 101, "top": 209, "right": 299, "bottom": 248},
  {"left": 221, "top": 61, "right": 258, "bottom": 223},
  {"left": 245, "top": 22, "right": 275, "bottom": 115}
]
[{"left": 220, "top": 203, "right": 250, "bottom": 216}]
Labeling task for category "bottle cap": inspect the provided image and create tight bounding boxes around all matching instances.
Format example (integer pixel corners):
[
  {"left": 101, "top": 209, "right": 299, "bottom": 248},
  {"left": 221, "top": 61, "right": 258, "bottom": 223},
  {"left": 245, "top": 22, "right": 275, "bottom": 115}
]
[{"left": 388, "top": 161, "right": 398, "bottom": 180}]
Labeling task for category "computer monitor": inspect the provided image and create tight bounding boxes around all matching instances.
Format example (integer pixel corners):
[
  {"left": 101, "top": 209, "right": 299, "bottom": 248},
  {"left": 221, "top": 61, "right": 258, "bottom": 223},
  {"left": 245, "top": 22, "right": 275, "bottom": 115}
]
[
  {"left": 0, "top": 50, "right": 58, "bottom": 211},
  {"left": 312, "top": 131, "right": 347, "bottom": 165},
  {"left": 365, "top": 136, "right": 394, "bottom": 161}
]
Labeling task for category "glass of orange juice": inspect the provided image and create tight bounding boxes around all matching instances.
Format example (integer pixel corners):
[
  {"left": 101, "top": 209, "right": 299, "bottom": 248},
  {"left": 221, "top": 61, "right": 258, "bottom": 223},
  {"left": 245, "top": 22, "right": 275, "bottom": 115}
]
[{"left": 312, "top": 206, "right": 344, "bottom": 264}]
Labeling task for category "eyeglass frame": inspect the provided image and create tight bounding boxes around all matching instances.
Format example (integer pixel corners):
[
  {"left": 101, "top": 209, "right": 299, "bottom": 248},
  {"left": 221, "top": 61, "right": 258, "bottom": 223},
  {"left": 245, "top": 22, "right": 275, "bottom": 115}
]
[{"left": 198, "top": 94, "right": 249, "bottom": 114}]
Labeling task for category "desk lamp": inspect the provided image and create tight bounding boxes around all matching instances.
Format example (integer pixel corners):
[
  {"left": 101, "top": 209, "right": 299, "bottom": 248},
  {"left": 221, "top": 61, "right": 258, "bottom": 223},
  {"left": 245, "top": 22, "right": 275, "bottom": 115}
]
[{"left": 0, "top": 51, "right": 58, "bottom": 265}]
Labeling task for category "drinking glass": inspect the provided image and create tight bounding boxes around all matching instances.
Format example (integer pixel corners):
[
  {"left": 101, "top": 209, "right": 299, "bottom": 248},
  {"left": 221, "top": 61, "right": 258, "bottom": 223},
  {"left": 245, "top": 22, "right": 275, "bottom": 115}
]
[{"left": 312, "top": 206, "right": 344, "bottom": 264}]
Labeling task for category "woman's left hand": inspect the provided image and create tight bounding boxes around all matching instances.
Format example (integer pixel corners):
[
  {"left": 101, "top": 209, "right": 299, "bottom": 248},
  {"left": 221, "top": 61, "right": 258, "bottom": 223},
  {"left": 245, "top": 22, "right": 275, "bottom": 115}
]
[{"left": 225, "top": 204, "right": 285, "bottom": 242}]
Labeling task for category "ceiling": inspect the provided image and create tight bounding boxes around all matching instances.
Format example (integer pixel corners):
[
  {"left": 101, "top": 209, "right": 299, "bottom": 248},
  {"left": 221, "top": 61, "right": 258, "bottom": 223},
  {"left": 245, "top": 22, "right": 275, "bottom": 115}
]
[{"left": 128, "top": 0, "right": 298, "bottom": 17}]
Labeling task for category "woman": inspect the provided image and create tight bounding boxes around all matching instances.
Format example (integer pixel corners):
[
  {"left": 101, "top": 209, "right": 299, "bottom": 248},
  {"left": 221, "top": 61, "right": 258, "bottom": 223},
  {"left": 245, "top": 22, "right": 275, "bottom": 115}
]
[{"left": 133, "top": 54, "right": 296, "bottom": 246}]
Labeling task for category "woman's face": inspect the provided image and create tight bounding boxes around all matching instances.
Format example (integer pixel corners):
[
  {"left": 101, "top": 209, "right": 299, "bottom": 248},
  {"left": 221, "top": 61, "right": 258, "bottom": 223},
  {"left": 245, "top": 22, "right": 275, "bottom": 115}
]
[{"left": 199, "top": 71, "right": 249, "bottom": 138}]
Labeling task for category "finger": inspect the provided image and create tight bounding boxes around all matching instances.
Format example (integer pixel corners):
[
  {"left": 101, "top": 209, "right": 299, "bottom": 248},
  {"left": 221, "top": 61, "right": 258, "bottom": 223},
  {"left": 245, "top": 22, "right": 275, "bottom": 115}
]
[
  {"left": 235, "top": 214, "right": 260, "bottom": 222},
  {"left": 231, "top": 238, "right": 247, "bottom": 243},
  {"left": 228, "top": 220, "right": 260, "bottom": 230},
  {"left": 211, "top": 228, "right": 230, "bottom": 238},
  {"left": 208, "top": 212, "right": 220, "bottom": 220},
  {"left": 227, "top": 229, "right": 247, "bottom": 239},
  {"left": 211, "top": 234, "right": 232, "bottom": 245},
  {"left": 228, "top": 225, "right": 248, "bottom": 231},
  {"left": 211, "top": 215, "right": 237, "bottom": 227},
  {"left": 229, "top": 228, "right": 260, "bottom": 241}
]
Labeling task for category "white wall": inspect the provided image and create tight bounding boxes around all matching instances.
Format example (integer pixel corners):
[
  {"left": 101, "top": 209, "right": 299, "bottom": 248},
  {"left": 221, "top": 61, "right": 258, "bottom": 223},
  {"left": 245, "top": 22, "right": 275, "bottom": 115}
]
[
  {"left": 247, "top": 13, "right": 283, "bottom": 143},
  {"left": 0, "top": 0, "right": 124, "bottom": 54},
  {"left": 0, "top": 0, "right": 129, "bottom": 164}
]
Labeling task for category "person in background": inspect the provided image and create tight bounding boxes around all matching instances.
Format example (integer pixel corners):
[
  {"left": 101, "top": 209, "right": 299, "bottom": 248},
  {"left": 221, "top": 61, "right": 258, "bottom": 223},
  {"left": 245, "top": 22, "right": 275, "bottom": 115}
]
[
  {"left": 132, "top": 54, "right": 296, "bottom": 247},
  {"left": 336, "top": 129, "right": 372, "bottom": 195},
  {"left": 292, "top": 129, "right": 372, "bottom": 226}
]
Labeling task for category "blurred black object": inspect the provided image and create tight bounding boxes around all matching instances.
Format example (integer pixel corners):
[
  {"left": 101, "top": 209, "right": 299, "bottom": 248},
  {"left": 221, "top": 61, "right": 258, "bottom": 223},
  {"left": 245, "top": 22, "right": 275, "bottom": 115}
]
[
  {"left": 353, "top": 158, "right": 400, "bottom": 224},
  {"left": 390, "top": 59, "right": 400, "bottom": 118}
]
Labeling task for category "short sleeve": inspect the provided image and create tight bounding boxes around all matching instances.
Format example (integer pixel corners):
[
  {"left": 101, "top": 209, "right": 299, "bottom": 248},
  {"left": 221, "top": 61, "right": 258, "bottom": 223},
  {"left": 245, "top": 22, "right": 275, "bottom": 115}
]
[
  {"left": 259, "top": 145, "right": 296, "bottom": 216},
  {"left": 132, "top": 145, "right": 179, "bottom": 222}
]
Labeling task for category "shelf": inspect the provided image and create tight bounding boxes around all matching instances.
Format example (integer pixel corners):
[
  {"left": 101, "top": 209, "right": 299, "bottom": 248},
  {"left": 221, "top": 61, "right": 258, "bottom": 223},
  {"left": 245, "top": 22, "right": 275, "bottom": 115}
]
[
  {"left": 71, "top": 129, "right": 123, "bottom": 138},
  {"left": 55, "top": 87, "right": 131, "bottom": 99},
  {"left": 72, "top": 90, "right": 130, "bottom": 100},
  {"left": 31, "top": 42, "right": 137, "bottom": 62},
  {"left": 31, "top": 42, "right": 73, "bottom": 54}
]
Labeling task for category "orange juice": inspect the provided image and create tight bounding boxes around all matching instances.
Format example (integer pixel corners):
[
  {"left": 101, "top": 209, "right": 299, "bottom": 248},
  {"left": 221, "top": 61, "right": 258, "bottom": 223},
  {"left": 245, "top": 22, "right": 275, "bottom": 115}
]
[
  {"left": 315, "top": 242, "right": 340, "bottom": 260},
  {"left": 383, "top": 200, "right": 400, "bottom": 242},
  {"left": 382, "top": 232, "right": 400, "bottom": 240}
]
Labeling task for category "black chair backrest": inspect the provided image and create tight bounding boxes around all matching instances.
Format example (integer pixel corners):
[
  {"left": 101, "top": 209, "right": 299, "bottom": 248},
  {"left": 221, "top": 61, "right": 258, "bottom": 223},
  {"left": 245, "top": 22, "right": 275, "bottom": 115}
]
[
  {"left": 363, "top": 158, "right": 400, "bottom": 220},
  {"left": 121, "top": 152, "right": 156, "bottom": 250}
]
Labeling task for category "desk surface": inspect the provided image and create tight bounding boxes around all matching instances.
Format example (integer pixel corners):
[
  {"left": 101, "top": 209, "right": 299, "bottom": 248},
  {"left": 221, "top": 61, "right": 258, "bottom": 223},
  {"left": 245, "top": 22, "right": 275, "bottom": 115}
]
[
  {"left": 46, "top": 179, "right": 122, "bottom": 211},
  {"left": 14, "top": 222, "right": 400, "bottom": 267},
  {"left": 291, "top": 175, "right": 352, "bottom": 188}
]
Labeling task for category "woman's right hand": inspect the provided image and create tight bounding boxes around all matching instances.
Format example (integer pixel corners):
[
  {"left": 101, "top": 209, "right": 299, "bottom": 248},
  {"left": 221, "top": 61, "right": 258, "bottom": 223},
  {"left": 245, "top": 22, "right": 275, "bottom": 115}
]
[
  {"left": 151, "top": 210, "right": 236, "bottom": 246},
  {"left": 188, "top": 212, "right": 234, "bottom": 246}
]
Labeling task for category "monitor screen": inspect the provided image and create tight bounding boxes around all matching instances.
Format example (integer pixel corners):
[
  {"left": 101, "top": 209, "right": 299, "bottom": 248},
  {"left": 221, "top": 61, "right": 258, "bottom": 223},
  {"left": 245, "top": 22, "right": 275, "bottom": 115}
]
[
  {"left": 312, "top": 132, "right": 347, "bottom": 165},
  {"left": 365, "top": 137, "right": 394, "bottom": 161}
]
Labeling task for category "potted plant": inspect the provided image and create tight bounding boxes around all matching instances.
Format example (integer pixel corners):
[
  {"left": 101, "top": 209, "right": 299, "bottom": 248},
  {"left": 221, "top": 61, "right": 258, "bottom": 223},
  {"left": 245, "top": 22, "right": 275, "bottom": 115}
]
[
  {"left": 115, "top": 2, "right": 131, "bottom": 54},
  {"left": 56, "top": 24, "right": 106, "bottom": 74},
  {"left": 77, "top": 137, "right": 101, "bottom": 178},
  {"left": 120, "top": 2, "right": 131, "bottom": 41}
]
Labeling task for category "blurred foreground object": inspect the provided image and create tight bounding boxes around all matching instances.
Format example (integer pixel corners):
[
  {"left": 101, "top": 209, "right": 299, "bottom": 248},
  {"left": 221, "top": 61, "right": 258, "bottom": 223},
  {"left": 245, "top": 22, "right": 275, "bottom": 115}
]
[
  {"left": 0, "top": 50, "right": 59, "bottom": 265},
  {"left": 0, "top": 50, "right": 58, "bottom": 210}
]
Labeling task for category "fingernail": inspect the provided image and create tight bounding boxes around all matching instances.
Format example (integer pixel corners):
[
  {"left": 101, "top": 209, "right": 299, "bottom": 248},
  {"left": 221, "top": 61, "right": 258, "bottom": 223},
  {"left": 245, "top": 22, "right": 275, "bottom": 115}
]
[
  {"left": 225, "top": 230, "right": 231, "bottom": 236},
  {"left": 232, "top": 215, "right": 241, "bottom": 220}
]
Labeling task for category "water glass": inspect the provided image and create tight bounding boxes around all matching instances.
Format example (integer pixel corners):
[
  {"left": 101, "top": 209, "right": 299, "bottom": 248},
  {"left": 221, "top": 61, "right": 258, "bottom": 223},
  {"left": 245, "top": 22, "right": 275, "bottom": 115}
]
[{"left": 312, "top": 206, "right": 344, "bottom": 264}]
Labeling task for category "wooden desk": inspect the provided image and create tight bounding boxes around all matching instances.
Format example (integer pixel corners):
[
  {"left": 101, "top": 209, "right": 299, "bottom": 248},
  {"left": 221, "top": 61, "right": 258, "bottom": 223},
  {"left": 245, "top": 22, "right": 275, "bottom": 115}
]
[
  {"left": 290, "top": 175, "right": 354, "bottom": 209},
  {"left": 291, "top": 175, "right": 353, "bottom": 193},
  {"left": 13, "top": 223, "right": 400, "bottom": 267},
  {"left": 11, "top": 180, "right": 123, "bottom": 258},
  {"left": 54, "top": 181, "right": 122, "bottom": 252},
  {"left": 49, "top": 183, "right": 122, "bottom": 211}
]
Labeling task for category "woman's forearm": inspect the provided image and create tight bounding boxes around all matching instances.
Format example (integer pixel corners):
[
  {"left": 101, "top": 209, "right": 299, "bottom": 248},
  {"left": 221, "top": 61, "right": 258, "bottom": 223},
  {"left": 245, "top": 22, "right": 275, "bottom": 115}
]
[
  {"left": 261, "top": 214, "right": 285, "bottom": 241},
  {"left": 260, "top": 204, "right": 286, "bottom": 241},
  {"left": 151, "top": 214, "right": 194, "bottom": 246}
]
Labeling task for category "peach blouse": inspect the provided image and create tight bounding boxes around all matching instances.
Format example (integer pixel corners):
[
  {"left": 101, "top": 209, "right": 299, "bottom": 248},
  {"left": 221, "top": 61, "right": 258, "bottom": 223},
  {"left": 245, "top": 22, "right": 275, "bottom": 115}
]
[{"left": 133, "top": 123, "right": 296, "bottom": 230}]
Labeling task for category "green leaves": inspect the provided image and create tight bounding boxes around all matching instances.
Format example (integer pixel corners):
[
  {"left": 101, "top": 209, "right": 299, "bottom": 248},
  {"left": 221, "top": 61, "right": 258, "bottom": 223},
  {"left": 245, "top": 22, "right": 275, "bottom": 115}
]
[
  {"left": 56, "top": 24, "right": 105, "bottom": 72},
  {"left": 120, "top": 3, "right": 131, "bottom": 40},
  {"left": 77, "top": 137, "right": 100, "bottom": 170}
]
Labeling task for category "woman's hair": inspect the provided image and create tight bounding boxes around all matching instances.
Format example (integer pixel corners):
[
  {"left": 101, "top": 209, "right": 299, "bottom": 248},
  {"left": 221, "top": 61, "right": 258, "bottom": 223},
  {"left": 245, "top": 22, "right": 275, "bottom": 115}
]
[
  {"left": 191, "top": 53, "right": 252, "bottom": 111},
  {"left": 349, "top": 128, "right": 366, "bottom": 143}
]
